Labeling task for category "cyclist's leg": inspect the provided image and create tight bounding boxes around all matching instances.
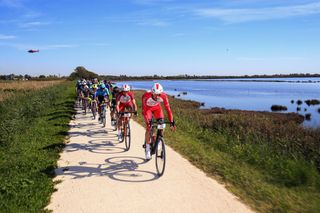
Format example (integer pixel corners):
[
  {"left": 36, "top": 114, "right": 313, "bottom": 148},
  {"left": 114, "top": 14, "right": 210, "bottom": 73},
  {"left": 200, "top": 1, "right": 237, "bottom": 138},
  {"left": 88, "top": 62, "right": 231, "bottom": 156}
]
[
  {"left": 123, "top": 105, "right": 133, "bottom": 134},
  {"left": 110, "top": 99, "right": 116, "bottom": 122},
  {"left": 117, "top": 105, "right": 125, "bottom": 133},
  {"left": 153, "top": 108, "right": 165, "bottom": 137},
  {"left": 143, "top": 109, "right": 153, "bottom": 144}
]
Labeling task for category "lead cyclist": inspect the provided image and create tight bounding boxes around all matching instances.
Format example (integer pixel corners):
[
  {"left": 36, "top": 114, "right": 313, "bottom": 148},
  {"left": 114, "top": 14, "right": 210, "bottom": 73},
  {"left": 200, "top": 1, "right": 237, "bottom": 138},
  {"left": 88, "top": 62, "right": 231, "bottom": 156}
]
[{"left": 141, "top": 83, "right": 176, "bottom": 160}]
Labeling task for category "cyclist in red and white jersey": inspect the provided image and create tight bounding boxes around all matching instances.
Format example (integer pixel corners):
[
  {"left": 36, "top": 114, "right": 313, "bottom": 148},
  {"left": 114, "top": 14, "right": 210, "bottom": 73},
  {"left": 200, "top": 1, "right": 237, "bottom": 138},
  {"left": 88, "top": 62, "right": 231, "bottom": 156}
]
[
  {"left": 142, "top": 83, "right": 176, "bottom": 160},
  {"left": 116, "top": 84, "right": 137, "bottom": 141}
]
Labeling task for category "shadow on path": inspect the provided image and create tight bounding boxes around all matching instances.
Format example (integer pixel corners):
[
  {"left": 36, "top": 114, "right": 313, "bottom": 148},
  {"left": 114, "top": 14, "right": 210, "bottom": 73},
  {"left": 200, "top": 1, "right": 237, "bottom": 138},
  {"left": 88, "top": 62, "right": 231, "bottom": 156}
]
[
  {"left": 65, "top": 139, "right": 127, "bottom": 155},
  {"left": 55, "top": 156, "right": 158, "bottom": 182}
]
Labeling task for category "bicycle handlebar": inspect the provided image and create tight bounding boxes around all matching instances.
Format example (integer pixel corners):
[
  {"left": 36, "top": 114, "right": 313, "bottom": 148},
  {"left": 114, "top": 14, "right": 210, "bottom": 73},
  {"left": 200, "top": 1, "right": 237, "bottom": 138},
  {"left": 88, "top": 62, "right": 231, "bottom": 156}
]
[{"left": 118, "top": 111, "right": 137, "bottom": 115}]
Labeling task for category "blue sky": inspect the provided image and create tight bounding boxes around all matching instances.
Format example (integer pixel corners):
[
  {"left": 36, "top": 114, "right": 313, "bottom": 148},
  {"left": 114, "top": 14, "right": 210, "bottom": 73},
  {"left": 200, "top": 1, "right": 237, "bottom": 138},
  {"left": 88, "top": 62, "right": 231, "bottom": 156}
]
[{"left": 0, "top": 0, "right": 320, "bottom": 76}]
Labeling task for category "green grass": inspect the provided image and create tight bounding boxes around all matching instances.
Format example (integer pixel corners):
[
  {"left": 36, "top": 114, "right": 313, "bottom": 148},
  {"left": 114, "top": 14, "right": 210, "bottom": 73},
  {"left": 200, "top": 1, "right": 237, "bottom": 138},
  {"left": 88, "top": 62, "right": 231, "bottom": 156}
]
[
  {"left": 0, "top": 81, "right": 75, "bottom": 212},
  {"left": 133, "top": 90, "right": 320, "bottom": 213}
]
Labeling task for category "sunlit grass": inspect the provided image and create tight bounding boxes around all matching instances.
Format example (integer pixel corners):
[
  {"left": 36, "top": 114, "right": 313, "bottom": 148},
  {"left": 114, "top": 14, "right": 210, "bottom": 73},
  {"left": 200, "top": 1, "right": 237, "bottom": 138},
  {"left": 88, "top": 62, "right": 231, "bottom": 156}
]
[
  {"left": 0, "top": 81, "right": 75, "bottom": 212},
  {"left": 0, "top": 80, "right": 64, "bottom": 101},
  {"left": 133, "top": 90, "right": 320, "bottom": 213}
]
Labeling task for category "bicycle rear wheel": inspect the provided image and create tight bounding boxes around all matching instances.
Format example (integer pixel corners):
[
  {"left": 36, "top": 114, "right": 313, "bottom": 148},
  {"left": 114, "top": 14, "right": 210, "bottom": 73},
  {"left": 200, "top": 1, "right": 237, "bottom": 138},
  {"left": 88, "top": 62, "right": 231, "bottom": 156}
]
[
  {"left": 125, "top": 122, "right": 131, "bottom": 151},
  {"left": 102, "top": 108, "right": 106, "bottom": 127},
  {"left": 155, "top": 137, "right": 166, "bottom": 176}
]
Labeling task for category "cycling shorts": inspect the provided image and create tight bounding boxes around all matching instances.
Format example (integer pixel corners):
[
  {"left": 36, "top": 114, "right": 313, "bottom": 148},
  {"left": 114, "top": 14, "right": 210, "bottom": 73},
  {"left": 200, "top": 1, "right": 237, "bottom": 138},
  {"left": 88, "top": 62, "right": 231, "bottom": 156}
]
[
  {"left": 142, "top": 107, "right": 164, "bottom": 131},
  {"left": 119, "top": 103, "right": 133, "bottom": 112}
]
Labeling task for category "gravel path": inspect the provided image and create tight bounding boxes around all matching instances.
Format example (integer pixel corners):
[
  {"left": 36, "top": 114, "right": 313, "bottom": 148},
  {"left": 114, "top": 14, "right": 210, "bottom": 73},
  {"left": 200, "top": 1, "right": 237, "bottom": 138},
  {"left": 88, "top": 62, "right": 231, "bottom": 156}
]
[{"left": 47, "top": 107, "right": 254, "bottom": 213}]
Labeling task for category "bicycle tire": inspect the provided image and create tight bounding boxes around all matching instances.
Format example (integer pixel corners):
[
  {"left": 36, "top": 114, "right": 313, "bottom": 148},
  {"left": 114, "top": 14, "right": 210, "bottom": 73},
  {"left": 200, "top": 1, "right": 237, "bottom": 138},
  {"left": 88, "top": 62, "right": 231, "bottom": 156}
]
[
  {"left": 102, "top": 109, "right": 106, "bottom": 127},
  {"left": 92, "top": 102, "right": 97, "bottom": 119},
  {"left": 125, "top": 122, "right": 131, "bottom": 151},
  {"left": 155, "top": 137, "right": 166, "bottom": 176},
  {"left": 120, "top": 126, "right": 125, "bottom": 143},
  {"left": 112, "top": 114, "right": 117, "bottom": 131}
]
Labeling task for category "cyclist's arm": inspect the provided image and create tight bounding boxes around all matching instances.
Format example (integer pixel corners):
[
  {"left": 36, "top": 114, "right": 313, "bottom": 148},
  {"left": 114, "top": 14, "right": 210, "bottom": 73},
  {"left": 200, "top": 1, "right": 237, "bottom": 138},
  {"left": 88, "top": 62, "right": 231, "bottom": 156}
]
[
  {"left": 132, "top": 99, "right": 137, "bottom": 112},
  {"left": 141, "top": 93, "right": 147, "bottom": 111},
  {"left": 115, "top": 100, "right": 120, "bottom": 113},
  {"left": 162, "top": 93, "right": 173, "bottom": 122}
]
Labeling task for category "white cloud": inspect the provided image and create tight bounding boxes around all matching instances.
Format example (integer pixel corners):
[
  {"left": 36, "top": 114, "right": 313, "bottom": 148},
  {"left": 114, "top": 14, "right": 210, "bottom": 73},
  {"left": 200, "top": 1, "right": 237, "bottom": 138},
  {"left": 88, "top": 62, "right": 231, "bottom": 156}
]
[
  {"left": 136, "top": 19, "right": 170, "bottom": 27},
  {"left": 0, "top": 42, "right": 78, "bottom": 50},
  {"left": 19, "top": 21, "right": 50, "bottom": 28},
  {"left": 0, "top": 0, "right": 24, "bottom": 8},
  {"left": 132, "top": 0, "right": 175, "bottom": 5},
  {"left": 0, "top": 34, "right": 16, "bottom": 39},
  {"left": 40, "top": 44, "right": 78, "bottom": 50},
  {"left": 195, "top": 2, "right": 320, "bottom": 23},
  {"left": 236, "top": 56, "right": 308, "bottom": 61}
]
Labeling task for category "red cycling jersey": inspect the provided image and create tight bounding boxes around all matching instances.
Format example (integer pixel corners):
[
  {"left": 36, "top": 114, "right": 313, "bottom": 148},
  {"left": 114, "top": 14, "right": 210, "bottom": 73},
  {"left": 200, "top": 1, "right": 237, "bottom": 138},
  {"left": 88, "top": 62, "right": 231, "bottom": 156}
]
[
  {"left": 142, "top": 91, "right": 173, "bottom": 130},
  {"left": 116, "top": 91, "right": 135, "bottom": 112}
]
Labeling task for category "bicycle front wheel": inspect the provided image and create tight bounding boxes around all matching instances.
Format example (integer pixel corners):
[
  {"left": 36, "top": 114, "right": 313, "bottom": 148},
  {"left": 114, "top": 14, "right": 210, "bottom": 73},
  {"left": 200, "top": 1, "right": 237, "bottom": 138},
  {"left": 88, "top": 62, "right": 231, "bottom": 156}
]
[
  {"left": 125, "top": 122, "right": 131, "bottom": 151},
  {"left": 155, "top": 137, "right": 166, "bottom": 176},
  {"left": 92, "top": 102, "right": 97, "bottom": 119}
]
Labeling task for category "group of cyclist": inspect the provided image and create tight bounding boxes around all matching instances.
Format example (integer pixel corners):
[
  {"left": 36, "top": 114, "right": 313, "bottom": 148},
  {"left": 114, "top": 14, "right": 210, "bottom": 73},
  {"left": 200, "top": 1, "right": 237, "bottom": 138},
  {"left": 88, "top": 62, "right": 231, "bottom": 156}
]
[{"left": 76, "top": 78, "right": 176, "bottom": 160}]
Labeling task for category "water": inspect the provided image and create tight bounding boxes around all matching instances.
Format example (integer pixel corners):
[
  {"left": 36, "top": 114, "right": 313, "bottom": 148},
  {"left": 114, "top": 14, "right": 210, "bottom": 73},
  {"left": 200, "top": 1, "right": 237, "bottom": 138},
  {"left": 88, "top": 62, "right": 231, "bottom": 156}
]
[{"left": 116, "top": 78, "right": 320, "bottom": 128}]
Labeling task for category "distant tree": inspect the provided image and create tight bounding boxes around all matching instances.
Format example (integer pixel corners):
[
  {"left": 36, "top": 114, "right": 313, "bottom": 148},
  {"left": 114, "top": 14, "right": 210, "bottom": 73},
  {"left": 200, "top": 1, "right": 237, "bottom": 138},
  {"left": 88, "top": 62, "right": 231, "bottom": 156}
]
[
  {"left": 24, "top": 74, "right": 32, "bottom": 80},
  {"left": 39, "top": 75, "right": 46, "bottom": 78},
  {"left": 68, "top": 66, "right": 99, "bottom": 80}
]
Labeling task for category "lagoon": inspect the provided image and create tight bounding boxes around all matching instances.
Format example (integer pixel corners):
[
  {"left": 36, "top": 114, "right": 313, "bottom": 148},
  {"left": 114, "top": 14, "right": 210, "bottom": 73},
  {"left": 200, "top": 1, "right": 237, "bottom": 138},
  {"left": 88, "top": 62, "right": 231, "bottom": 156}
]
[{"left": 117, "top": 78, "right": 320, "bottom": 128}]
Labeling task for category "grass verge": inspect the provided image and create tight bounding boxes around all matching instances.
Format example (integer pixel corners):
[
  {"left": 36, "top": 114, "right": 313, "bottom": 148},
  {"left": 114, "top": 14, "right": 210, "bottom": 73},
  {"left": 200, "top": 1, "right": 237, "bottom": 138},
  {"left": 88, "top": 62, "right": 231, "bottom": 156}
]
[
  {"left": 133, "top": 90, "right": 320, "bottom": 213},
  {"left": 0, "top": 81, "right": 75, "bottom": 212}
]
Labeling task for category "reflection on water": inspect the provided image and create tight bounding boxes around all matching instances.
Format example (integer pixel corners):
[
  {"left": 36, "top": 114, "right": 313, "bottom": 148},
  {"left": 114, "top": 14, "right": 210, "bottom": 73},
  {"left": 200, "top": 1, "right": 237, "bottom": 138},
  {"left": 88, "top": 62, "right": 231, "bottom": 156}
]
[{"left": 117, "top": 78, "right": 320, "bottom": 128}]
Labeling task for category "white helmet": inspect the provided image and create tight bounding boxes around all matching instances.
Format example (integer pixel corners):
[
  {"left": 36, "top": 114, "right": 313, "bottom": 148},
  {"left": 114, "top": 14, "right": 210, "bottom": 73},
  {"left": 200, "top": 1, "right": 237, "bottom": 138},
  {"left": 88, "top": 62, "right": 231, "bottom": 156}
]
[
  {"left": 151, "top": 83, "right": 163, "bottom": 94},
  {"left": 122, "top": 84, "right": 130, "bottom": 92}
]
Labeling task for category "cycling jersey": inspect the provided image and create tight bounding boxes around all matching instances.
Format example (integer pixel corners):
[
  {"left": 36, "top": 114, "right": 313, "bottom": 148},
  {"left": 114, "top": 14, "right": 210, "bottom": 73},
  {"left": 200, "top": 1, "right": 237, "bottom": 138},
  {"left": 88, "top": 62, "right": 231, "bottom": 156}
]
[
  {"left": 117, "top": 91, "right": 135, "bottom": 112},
  {"left": 142, "top": 91, "right": 173, "bottom": 130},
  {"left": 81, "top": 87, "right": 90, "bottom": 97},
  {"left": 95, "top": 88, "right": 109, "bottom": 102}
]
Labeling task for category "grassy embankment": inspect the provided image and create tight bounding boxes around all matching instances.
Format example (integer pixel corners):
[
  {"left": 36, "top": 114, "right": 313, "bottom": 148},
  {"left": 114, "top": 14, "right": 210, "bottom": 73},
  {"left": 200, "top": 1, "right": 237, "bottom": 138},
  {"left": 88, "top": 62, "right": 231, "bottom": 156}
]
[
  {"left": 0, "top": 80, "right": 64, "bottom": 101},
  {"left": 0, "top": 81, "right": 75, "bottom": 212},
  {"left": 133, "top": 90, "right": 320, "bottom": 213}
]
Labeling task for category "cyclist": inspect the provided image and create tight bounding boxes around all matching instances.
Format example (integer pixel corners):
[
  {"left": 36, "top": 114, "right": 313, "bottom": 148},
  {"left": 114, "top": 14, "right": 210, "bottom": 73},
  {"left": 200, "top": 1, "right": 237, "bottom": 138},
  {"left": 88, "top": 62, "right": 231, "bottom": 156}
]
[
  {"left": 76, "top": 80, "right": 82, "bottom": 105},
  {"left": 110, "top": 86, "right": 121, "bottom": 126},
  {"left": 142, "top": 83, "right": 176, "bottom": 160},
  {"left": 116, "top": 84, "right": 137, "bottom": 141},
  {"left": 89, "top": 84, "right": 98, "bottom": 118},
  {"left": 80, "top": 81, "right": 90, "bottom": 114},
  {"left": 95, "top": 83, "right": 110, "bottom": 122}
]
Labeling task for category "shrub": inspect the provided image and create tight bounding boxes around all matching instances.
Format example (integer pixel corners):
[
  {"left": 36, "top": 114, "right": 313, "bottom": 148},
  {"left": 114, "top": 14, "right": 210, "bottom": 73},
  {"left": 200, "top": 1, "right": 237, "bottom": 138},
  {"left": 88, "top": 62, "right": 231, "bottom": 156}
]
[
  {"left": 305, "top": 99, "right": 320, "bottom": 106},
  {"left": 271, "top": 105, "right": 288, "bottom": 111}
]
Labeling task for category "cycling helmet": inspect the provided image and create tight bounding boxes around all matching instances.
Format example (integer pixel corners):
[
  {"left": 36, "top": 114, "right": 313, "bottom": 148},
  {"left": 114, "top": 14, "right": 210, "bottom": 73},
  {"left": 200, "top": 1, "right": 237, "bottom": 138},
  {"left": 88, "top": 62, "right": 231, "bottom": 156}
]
[
  {"left": 82, "top": 80, "right": 87, "bottom": 85},
  {"left": 113, "top": 86, "right": 120, "bottom": 93},
  {"left": 100, "top": 83, "right": 106, "bottom": 89},
  {"left": 92, "top": 84, "right": 98, "bottom": 89},
  {"left": 122, "top": 84, "right": 130, "bottom": 92},
  {"left": 151, "top": 83, "right": 163, "bottom": 95}
]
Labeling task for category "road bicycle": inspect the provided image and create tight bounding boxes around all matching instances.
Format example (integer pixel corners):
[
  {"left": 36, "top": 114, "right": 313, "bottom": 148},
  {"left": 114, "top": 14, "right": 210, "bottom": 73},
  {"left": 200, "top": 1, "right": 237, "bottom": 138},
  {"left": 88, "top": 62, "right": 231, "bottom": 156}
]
[
  {"left": 89, "top": 98, "right": 98, "bottom": 120},
  {"left": 82, "top": 96, "right": 89, "bottom": 114},
  {"left": 118, "top": 111, "right": 136, "bottom": 151},
  {"left": 99, "top": 103, "right": 108, "bottom": 127},
  {"left": 110, "top": 103, "right": 118, "bottom": 131},
  {"left": 143, "top": 120, "right": 171, "bottom": 176}
]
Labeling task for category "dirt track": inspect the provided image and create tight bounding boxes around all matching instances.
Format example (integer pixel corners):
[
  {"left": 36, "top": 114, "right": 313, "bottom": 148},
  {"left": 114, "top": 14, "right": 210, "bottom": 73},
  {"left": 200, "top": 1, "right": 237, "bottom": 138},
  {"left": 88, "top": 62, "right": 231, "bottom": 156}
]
[{"left": 47, "top": 107, "right": 254, "bottom": 213}]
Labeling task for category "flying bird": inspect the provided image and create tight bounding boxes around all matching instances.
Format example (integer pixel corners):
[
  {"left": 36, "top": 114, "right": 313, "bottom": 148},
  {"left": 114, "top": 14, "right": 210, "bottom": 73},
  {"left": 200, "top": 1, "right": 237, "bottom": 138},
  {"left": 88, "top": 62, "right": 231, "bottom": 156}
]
[{"left": 28, "top": 49, "right": 39, "bottom": 53}]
